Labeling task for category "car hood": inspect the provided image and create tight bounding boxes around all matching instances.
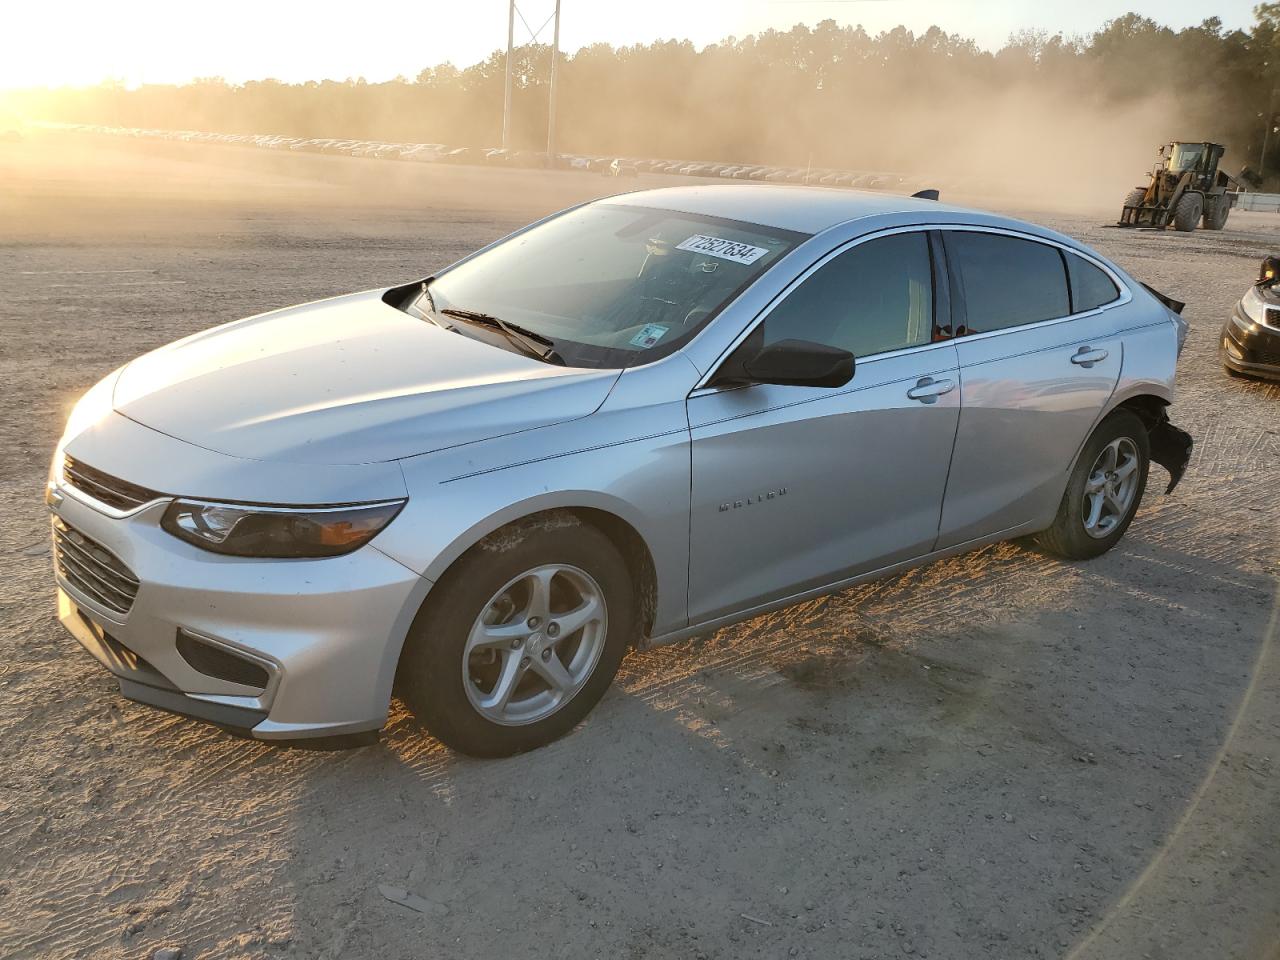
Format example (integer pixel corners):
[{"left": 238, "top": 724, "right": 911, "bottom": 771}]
[{"left": 113, "top": 290, "right": 621, "bottom": 465}]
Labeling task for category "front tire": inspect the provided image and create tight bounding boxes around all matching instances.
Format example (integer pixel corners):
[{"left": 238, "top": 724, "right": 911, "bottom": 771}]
[
  {"left": 1173, "top": 193, "right": 1202, "bottom": 232},
  {"left": 398, "top": 513, "right": 635, "bottom": 757},
  {"left": 1035, "top": 410, "right": 1151, "bottom": 561}
]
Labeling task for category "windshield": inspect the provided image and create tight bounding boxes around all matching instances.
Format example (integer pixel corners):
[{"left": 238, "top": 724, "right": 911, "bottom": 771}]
[
  {"left": 423, "top": 203, "right": 805, "bottom": 368},
  {"left": 1168, "top": 143, "right": 1206, "bottom": 172}
]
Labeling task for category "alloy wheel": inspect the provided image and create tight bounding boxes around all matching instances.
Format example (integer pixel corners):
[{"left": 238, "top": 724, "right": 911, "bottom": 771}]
[
  {"left": 1082, "top": 437, "right": 1140, "bottom": 539},
  {"left": 462, "top": 564, "right": 608, "bottom": 725}
]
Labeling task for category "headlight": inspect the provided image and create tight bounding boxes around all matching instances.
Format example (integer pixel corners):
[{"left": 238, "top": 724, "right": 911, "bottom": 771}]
[
  {"left": 161, "top": 499, "right": 406, "bottom": 558},
  {"left": 1240, "top": 285, "right": 1267, "bottom": 324}
]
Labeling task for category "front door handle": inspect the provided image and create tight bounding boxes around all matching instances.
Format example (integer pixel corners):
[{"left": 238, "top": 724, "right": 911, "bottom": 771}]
[
  {"left": 906, "top": 376, "right": 956, "bottom": 404},
  {"left": 1071, "top": 346, "right": 1110, "bottom": 367}
]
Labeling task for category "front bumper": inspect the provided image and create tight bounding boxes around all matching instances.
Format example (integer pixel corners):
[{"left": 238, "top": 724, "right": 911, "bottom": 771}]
[
  {"left": 51, "top": 489, "right": 430, "bottom": 741},
  {"left": 1222, "top": 306, "right": 1280, "bottom": 381}
]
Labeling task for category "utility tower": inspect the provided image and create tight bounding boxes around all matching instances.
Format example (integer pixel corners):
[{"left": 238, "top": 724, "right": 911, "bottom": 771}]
[{"left": 500, "top": 0, "right": 563, "bottom": 163}]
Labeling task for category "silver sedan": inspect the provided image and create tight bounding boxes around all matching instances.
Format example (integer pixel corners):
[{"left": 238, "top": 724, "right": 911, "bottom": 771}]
[{"left": 47, "top": 186, "right": 1191, "bottom": 756}]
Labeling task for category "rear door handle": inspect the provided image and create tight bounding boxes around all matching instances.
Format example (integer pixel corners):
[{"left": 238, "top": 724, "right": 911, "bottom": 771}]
[
  {"left": 1071, "top": 346, "right": 1110, "bottom": 367},
  {"left": 906, "top": 376, "right": 956, "bottom": 404}
]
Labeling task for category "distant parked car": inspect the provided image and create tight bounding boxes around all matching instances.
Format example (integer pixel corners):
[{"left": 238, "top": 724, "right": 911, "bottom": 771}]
[{"left": 512, "top": 150, "right": 550, "bottom": 168}]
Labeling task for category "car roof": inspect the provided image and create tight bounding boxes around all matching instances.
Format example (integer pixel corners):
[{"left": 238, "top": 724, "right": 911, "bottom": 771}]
[{"left": 611, "top": 184, "right": 991, "bottom": 236}]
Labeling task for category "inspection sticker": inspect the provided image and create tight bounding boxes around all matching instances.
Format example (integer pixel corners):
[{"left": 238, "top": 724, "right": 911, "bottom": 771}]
[
  {"left": 676, "top": 234, "right": 770, "bottom": 265},
  {"left": 630, "top": 324, "right": 670, "bottom": 348}
]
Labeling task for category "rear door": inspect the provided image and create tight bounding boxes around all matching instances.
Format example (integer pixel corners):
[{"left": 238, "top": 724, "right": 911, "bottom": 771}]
[{"left": 935, "top": 229, "right": 1125, "bottom": 548}]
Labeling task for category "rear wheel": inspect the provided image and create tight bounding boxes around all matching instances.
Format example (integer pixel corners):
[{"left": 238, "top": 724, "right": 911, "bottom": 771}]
[
  {"left": 1173, "top": 193, "right": 1203, "bottom": 232},
  {"left": 1202, "top": 197, "right": 1230, "bottom": 230},
  {"left": 1035, "top": 410, "right": 1150, "bottom": 561},
  {"left": 398, "top": 513, "right": 635, "bottom": 757}
]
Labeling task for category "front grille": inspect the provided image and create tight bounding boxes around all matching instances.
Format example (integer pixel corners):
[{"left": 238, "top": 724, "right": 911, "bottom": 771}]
[
  {"left": 53, "top": 517, "right": 140, "bottom": 615},
  {"left": 63, "top": 456, "right": 161, "bottom": 511}
]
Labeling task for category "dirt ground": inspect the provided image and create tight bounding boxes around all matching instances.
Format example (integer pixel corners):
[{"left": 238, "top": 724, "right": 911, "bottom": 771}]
[{"left": 0, "top": 133, "right": 1277, "bottom": 960}]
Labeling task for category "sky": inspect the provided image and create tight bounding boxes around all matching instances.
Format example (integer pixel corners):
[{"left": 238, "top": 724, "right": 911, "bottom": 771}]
[{"left": 1, "top": 0, "right": 1257, "bottom": 90}]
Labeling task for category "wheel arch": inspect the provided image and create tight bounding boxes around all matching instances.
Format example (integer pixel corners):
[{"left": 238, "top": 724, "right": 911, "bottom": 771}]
[
  {"left": 409, "top": 493, "right": 661, "bottom": 636},
  {"left": 377, "top": 497, "right": 664, "bottom": 726},
  {"left": 1060, "top": 389, "right": 1178, "bottom": 497},
  {"left": 418, "top": 491, "right": 658, "bottom": 594},
  {"left": 1109, "top": 391, "right": 1171, "bottom": 427}
]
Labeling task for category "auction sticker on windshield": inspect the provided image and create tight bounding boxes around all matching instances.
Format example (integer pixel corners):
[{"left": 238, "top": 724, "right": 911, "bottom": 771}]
[
  {"left": 676, "top": 234, "right": 770, "bottom": 265},
  {"left": 630, "top": 324, "right": 670, "bottom": 348}
]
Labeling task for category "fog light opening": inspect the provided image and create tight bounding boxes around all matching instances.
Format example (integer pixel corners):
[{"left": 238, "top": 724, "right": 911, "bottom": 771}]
[{"left": 176, "top": 630, "right": 271, "bottom": 690}]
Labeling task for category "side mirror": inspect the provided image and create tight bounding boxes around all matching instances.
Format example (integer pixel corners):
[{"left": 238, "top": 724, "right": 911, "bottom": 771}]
[{"left": 741, "top": 339, "right": 855, "bottom": 388}]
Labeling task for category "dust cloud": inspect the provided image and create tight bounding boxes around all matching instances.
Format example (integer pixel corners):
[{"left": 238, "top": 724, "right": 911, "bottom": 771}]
[{"left": 3, "top": 16, "right": 1265, "bottom": 216}]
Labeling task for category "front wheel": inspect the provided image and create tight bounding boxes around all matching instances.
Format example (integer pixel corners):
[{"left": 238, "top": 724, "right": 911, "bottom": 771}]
[
  {"left": 397, "top": 513, "right": 635, "bottom": 757},
  {"left": 1034, "top": 410, "right": 1151, "bottom": 560},
  {"left": 1173, "top": 193, "right": 1202, "bottom": 232}
]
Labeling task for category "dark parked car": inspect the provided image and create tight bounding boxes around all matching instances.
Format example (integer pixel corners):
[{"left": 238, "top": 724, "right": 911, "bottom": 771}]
[{"left": 1223, "top": 256, "right": 1280, "bottom": 380}]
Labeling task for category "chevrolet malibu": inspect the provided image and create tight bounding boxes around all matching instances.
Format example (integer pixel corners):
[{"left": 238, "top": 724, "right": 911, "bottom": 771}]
[{"left": 48, "top": 186, "right": 1192, "bottom": 756}]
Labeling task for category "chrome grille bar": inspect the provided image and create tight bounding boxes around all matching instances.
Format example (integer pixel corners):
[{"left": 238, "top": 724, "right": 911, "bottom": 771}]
[
  {"left": 53, "top": 532, "right": 139, "bottom": 590},
  {"left": 63, "top": 456, "right": 162, "bottom": 512},
  {"left": 52, "top": 518, "right": 139, "bottom": 615}
]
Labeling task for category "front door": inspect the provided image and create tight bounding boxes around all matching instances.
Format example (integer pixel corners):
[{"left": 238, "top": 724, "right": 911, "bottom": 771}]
[{"left": 686, "top": 230, "right": 961, "bottom": 624}]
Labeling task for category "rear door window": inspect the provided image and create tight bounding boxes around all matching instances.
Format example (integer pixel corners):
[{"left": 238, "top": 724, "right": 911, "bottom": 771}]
[
  {"left": 1066, "top": 252, "right": 1121, "bottom": 312},
  {"left": 945, "top": 232, "right": 1070, "bottom": 333}
]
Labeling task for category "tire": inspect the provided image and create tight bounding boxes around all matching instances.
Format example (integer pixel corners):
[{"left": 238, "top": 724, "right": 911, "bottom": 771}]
[
  {"left": 1173, "top": 193, "right": 1202, "bottom": 232},
  {"left": 1202, "top": 197, "right": 1229, "bottom": 231},
  {"left": 1034, "top": 410, "right": 1151, "bottom": 561},
  {"left": 1122, "top": 188, "right": 1146, "bottom": 212},
  {"left": 397, "top": 512, "right": 635, "bottom": 757}
]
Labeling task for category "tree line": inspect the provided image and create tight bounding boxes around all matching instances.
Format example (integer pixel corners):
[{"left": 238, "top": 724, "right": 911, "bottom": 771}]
[{"left": 16, "top": 10, "right": 1280, "bottom": 188}]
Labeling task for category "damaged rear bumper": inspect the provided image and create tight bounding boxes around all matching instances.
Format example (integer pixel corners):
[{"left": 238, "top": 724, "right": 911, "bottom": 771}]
[
  {"left": 1121, "top": 397, "right": 1192, "bottom": 495},
  {"left": 1147, "top": 410, "right": 1193, "bottom": 494}
]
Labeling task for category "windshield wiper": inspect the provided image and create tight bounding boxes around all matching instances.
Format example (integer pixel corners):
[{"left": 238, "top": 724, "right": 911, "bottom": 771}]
[{"left": 440, "top": 307, "right": 565, "bottom": 365}]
